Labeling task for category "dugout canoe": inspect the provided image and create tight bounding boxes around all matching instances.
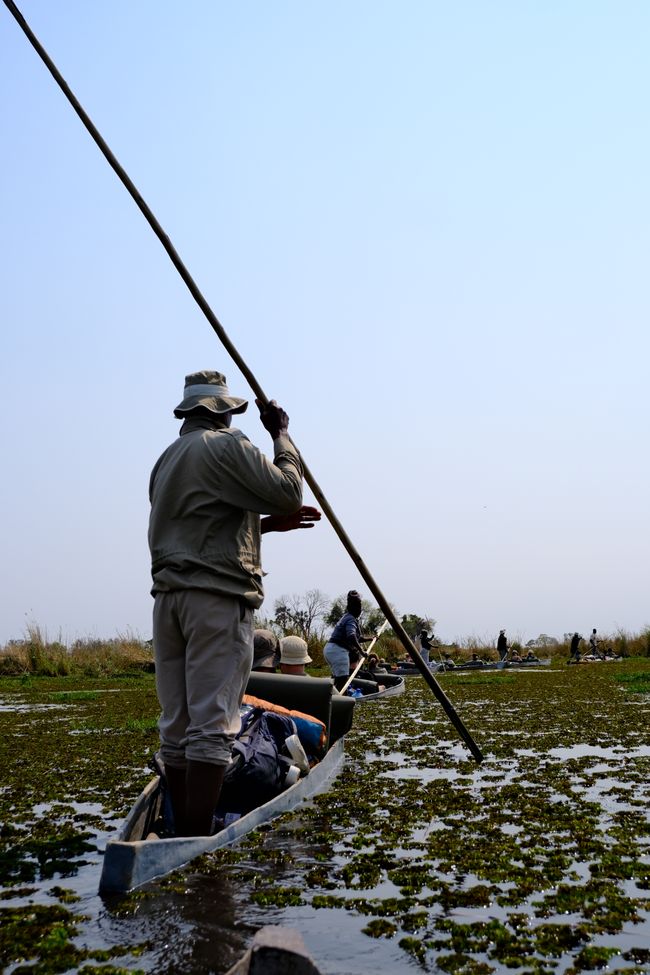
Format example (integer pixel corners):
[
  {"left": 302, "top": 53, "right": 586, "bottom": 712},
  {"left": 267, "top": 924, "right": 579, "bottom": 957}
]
[
  {"left": 225, "top": 926, "right": 322, "bottom": 975},
  {"left": 431, "top": 658, "right": 552, "bottom": 673},
  {"left": 100, "top": 674, "right": 354, "bottom": 894},
  {"left": 390, "top": 663, "right": 427, "bottom": 676},
  {"left": 349, "top": 672, "right": 406, "bottom": 701},
  {"left": 497, "top": 657, "right": 551, "bottom": 669},
  {"left": 567, "top": 656, "right": 623, "bottom": 666},
  {"left": 430, "top": 660, "right": 493, "bottom": 672}
]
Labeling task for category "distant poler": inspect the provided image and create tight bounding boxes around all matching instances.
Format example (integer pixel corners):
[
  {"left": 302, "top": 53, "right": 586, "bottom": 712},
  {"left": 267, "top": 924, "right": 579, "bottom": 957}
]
[
  {"left": 497, "top": 629, "right": 508, "bottom": 661},
  {"left": 569, "top": 632, "right": 583, "bottom": 662}
]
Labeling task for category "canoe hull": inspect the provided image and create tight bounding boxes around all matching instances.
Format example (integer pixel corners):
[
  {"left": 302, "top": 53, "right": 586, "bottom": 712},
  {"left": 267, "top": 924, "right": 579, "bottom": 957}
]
[
  {"left": 430, "top": 659, "right": 552, "bottom": 673},
  {"left": 353, "top": 674, "right": 405, "bottom": 702},
  {"left": 100, "top": 737, "right": 345, "bottom": 894},
  {"left": 226, "top": 926, "right": 322, "bottom": 975}
]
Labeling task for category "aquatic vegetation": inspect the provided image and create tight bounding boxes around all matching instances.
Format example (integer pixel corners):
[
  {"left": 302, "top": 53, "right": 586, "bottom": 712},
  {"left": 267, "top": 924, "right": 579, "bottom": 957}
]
[
  {"left": 288, "top": 660, "right": 650, "bottom": 970},
  {"left": 616, "top": 671, "right": 650, "bottom": 695},
  {"left": 48, "top": 885, "right": 81, "bottom": 904},
  {"left": 362, "top": 918, "right": 397, "bottom": 937},
  {"left": 250, "top": 885, "right": 303, "bottom": 907},
  {"left": 0, "top": 903, "right": 86, "bottom": 972},
  {"left": 0, "top": 675, "right": 158, "bottom": 970},
  {"left": 123, "top": 716, "right": 159, "bottom": 732},
  {"left": 1, "top": 662, "right": 650, "bottom": 973},
  {"left": 0, "top": 902, "right": 147, "bottom": 974},
  {"left": 48, "top": 691, "right": 101, "bottom": 702}
]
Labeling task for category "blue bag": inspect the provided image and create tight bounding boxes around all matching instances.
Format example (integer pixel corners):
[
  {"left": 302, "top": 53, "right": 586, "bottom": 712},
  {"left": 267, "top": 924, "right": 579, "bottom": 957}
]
[{"left": 217, "top": 707, "right": 297, "bottom": 815}]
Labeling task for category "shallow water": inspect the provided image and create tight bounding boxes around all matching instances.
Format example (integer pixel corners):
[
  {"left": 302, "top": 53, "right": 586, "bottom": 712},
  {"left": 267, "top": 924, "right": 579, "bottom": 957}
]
[{"left": 1, "top": 664, "right": 650, "bottom": 974}]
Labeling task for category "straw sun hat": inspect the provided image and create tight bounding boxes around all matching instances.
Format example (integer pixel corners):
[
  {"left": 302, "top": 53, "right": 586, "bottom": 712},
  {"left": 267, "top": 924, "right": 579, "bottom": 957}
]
[
  {"left": 174, "top": 370, "right": 248, "bottom": 418},
  {"left": 280, "top": 636, "right": 312, "bottom": 665}
]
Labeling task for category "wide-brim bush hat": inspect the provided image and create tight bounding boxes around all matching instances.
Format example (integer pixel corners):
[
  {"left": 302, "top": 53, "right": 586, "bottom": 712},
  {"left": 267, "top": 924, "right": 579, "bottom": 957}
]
[
  {"left": 174, "top": 370, "right": 248, "bottom": 418},
  {"left": 280, "top": 636, "right": 312, "bottom": 665},
  {"left": 253, "top": 629, "right": 280, "bottom": 669}
]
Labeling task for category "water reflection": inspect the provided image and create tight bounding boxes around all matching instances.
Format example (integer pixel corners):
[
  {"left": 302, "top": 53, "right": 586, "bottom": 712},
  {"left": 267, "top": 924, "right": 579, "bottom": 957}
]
[{"left": 100, "top": 870, "right": 254, "bottom": 974}]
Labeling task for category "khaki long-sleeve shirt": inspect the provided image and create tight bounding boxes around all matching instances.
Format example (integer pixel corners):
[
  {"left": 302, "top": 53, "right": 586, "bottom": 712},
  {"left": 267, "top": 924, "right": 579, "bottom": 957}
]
[{"left": 148, "top": 417, "right": 303, "bottom": 608}]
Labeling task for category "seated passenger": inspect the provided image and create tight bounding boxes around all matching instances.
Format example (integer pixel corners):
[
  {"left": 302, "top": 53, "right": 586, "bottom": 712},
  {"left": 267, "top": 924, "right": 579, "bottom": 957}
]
[
  {"left": 471, "top": 652, "right": 484, "bottom": 666},
  {"left": 367, "top": 653, "right": 387, "bottom": 674},
  {"left": 252, "top": 629, "right": 280, "bottom": 673},
  {"left": 443, "top": 653, "right": 456, "bottom": 670},
  {"left": 279, "top": 635, "right": 312, "bottom": 676}
]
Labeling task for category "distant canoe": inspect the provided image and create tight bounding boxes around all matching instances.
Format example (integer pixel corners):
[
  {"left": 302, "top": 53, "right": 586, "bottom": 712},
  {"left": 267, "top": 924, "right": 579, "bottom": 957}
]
[
  {"left": 567, "top": 656, "right": 623, "bottom": 666},
  {"left": 498, "top": 658, "right": 552, "bottom": 669},
  {"left": 433, "top": 660, "right": 489, "bottom": 672},
  {"left": 349, "top": 672, "right": 405, "bottom": 701},
  {"left": 430, "top": 658, "right": 552, "bottom": 673},
  {"left": 389, "top": 662, "right": 426, "bottom": 676}
]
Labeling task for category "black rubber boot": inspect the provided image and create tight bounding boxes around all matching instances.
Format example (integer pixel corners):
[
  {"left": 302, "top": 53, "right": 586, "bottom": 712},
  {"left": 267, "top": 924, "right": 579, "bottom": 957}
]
[
  {"left": 185, "top": 761, "right": 227, "bottom": 837},
  {"left": 164, "top": 764, "right": 187, "bottom": 837}
]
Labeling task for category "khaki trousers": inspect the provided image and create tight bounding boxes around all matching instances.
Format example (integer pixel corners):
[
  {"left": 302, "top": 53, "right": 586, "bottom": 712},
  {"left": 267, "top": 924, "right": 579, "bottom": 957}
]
[{"left": 153, "top": 590, "right": 253, "bottom": 767}]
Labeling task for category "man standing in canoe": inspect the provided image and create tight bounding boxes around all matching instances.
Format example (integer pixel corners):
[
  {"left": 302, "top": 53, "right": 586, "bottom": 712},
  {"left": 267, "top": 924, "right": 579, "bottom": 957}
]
[
  {"left": 497, "top": 629, "right": 508, "bottom": 661},
  {"left": 418, "top": 629, "right": 437, "bottom": 666},
  {"left": 148, "top": 370, "right": 320, "bottom": 836},
  {"left": 569, "top": 632, "right": 583, "bottom": 663},
  {"left": 323, "top": 590, "right": 373, "bottom": 690},
  {"left": 589, "top": 628, "right": 601, "bottom": 658}
]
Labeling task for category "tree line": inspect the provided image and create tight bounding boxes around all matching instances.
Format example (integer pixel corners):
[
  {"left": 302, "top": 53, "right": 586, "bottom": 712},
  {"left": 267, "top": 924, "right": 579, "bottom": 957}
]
[
  {"left": 256, "top": 591, "right": 650, "bottom": 662},
  {"left": 255, "top": 589, "right": 435, "bottom": 646}
]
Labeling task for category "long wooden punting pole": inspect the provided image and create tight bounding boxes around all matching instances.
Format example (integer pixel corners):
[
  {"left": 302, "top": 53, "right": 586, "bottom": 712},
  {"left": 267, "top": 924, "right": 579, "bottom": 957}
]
[{"left": 4, "top": 0, "right": 483, "bottom": 763}]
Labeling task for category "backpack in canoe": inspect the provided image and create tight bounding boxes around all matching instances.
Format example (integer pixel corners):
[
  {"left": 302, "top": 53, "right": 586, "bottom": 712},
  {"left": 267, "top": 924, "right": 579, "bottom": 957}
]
[{"left": 217, "top": 706, "right": 299, "bottom": 816}]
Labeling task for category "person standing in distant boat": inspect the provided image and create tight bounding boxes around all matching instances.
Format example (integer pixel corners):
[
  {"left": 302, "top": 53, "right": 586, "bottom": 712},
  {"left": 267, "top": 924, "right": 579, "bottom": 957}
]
[
  {"left": 589, "top": 628, "right": 601, "bottom": 658},
  {"left": 148, "top": 370, "right": 321, "bottom": 837},
  {"left": 569, "top": 632, "right": 583, "bottom": 662},
  {"left": 497, "top": 629, "right": 508, "bottom": 661},
  {"left": 419, "top": 629, "right": 437, "bottom": 666},
  {"left": 323, "top": 590, "right": 373, "bottom": 690}
]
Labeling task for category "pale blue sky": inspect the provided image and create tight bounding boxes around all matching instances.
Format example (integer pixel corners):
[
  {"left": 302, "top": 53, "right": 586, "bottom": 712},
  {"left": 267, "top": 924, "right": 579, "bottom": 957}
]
[{"left": 1, "top": 1, "right": 648, "bottom": 646}]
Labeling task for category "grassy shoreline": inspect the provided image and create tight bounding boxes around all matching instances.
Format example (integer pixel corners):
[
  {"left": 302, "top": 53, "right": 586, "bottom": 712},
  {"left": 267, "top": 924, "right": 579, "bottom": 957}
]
[{"left": 2, "top": 623, "right": 649, "bottom": 679}]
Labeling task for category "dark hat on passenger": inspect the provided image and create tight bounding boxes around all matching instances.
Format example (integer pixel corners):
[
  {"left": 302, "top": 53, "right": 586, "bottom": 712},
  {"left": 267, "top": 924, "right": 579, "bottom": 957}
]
[
  {"left": 174, "top": 370, "right": 248, "bottom": 418},
  {"left": 253, "top": 629, "right": 280, "bottom": 670}
]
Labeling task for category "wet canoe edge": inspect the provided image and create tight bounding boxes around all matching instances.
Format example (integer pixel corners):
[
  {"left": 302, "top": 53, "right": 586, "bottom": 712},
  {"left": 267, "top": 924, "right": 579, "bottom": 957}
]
[
  {"left": 351, "top": 674, "right": 405, "bottom": 702},
  {"left": 99, "top": 737, "right": 345, "bottom": 895},
  {"left": 225, "top": 926, "right": 322, "bottom": 975}
]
